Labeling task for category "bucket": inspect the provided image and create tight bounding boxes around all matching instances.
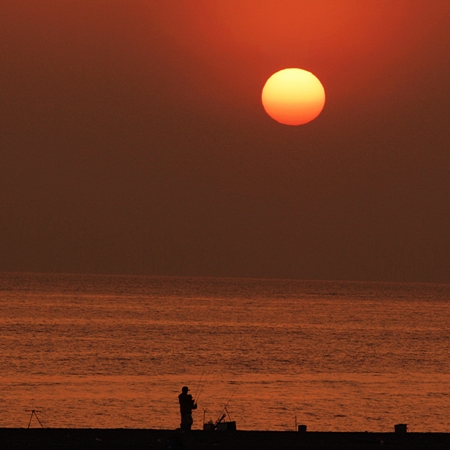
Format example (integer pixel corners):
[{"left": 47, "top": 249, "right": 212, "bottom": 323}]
[{"left": 216, "top": 421, "right": 236, "bottom": 431}]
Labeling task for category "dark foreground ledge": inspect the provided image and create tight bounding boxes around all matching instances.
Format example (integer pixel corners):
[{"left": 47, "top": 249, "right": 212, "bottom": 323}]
[{"left": 1, "top": 428, "right": 449, "bottom": 450}]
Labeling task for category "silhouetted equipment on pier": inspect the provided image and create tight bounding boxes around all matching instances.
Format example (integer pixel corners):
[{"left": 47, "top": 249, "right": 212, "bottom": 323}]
[
  {"left": 203, "top": 407, "right": 236, "bottom": 431},
  {"left": 216, "top": 420, "right": 237, "bottom": 431},
  {"left": 25, "top": 410, "right": 44, "bottom": 428}
]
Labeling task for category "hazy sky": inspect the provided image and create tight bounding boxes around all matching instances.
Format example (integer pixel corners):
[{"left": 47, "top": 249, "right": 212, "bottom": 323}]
[{"left": 1, "top": 1, "right": 449, "bottom": 282}]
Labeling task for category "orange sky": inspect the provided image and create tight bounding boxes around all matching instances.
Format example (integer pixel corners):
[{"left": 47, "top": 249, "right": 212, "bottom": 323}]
[{"left": 1, "top": 1, "right": 449, "bottom": 282}]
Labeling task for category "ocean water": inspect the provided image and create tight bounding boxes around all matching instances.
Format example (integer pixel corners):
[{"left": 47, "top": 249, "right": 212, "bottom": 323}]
[{"left": 0, "top": 272, "right": 449, "bottom": 432}]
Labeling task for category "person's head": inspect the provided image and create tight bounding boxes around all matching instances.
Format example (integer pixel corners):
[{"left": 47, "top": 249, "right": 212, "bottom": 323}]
[{"left": 182, "top": 386, "right": 189, "bottom": 393}]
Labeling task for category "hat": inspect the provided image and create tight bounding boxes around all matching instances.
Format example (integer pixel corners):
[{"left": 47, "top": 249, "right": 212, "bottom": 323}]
[{"left": 182, "top": 386, "right": 189, "bottom": 392}]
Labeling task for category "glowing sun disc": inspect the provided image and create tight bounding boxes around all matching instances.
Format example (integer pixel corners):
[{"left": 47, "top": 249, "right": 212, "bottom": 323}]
[{"left": 262, "top": 68, "right": 325, "bottom": 125}]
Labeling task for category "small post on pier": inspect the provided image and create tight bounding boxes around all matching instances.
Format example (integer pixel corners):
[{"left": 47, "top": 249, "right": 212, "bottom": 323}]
[{"left": 394, "top": 423, "right": 407, "bottom": 434}]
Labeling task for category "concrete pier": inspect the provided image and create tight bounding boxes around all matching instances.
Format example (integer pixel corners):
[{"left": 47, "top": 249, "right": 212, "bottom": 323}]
[{"left": 1, "top": 428, "right": 449, "bottom": 449}]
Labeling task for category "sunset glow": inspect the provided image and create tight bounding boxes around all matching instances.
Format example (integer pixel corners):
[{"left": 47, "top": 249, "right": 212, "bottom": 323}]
[
  {"left": 1, "top": 1, "right": 450, "bottom": 444},
  {"left": 262, "top": 68, "right": 325, "bottom": 125}
]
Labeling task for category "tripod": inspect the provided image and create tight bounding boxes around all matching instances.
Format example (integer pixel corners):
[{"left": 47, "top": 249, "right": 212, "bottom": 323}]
[{"left": 25, "top": 410, "right": 44, "bottom": 428}]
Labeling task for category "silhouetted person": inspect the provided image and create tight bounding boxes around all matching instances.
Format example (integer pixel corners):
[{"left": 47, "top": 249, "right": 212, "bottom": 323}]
[{"left": 178, "top": 386, "right": 197, "bottom": 431}]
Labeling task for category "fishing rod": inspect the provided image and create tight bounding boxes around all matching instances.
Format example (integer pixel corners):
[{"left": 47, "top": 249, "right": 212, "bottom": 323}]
[
  {"left": 195, "top": 369, "right": 210, "bottom": 405},
  {"left": 214, "top": 383, "right": 240, "bottom": 426},
  {"left": 193, "top": 368, "right": 210, "bottom": 406},
  {"left": 193, "top": 368, "right": 206, "bottom": 401},
  {"left": 224, "top": 383, "right": 240, "bottom": 410}
]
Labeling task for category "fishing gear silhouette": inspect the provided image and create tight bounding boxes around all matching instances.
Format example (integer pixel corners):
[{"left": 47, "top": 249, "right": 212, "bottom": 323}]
[
  {"left": 25, "top": 410, "right": 44, "bottom": 428},
  {"left": 204, "top": 383, "right": 239, "bottom": 431}
]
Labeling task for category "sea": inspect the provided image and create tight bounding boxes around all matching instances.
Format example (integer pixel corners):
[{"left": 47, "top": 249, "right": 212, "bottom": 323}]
[{"left": 0, "top": 272, "right": 449, "bottom": 432}]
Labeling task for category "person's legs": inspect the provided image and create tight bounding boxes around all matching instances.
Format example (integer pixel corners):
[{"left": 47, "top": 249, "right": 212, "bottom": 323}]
[{"left": 181, "top": 413, "right": 193, "bottom": 431}]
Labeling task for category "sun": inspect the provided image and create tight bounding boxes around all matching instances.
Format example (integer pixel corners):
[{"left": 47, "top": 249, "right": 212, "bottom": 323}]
[{"left": 262, "top": 68, "right": 325, "bottom": 125}]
